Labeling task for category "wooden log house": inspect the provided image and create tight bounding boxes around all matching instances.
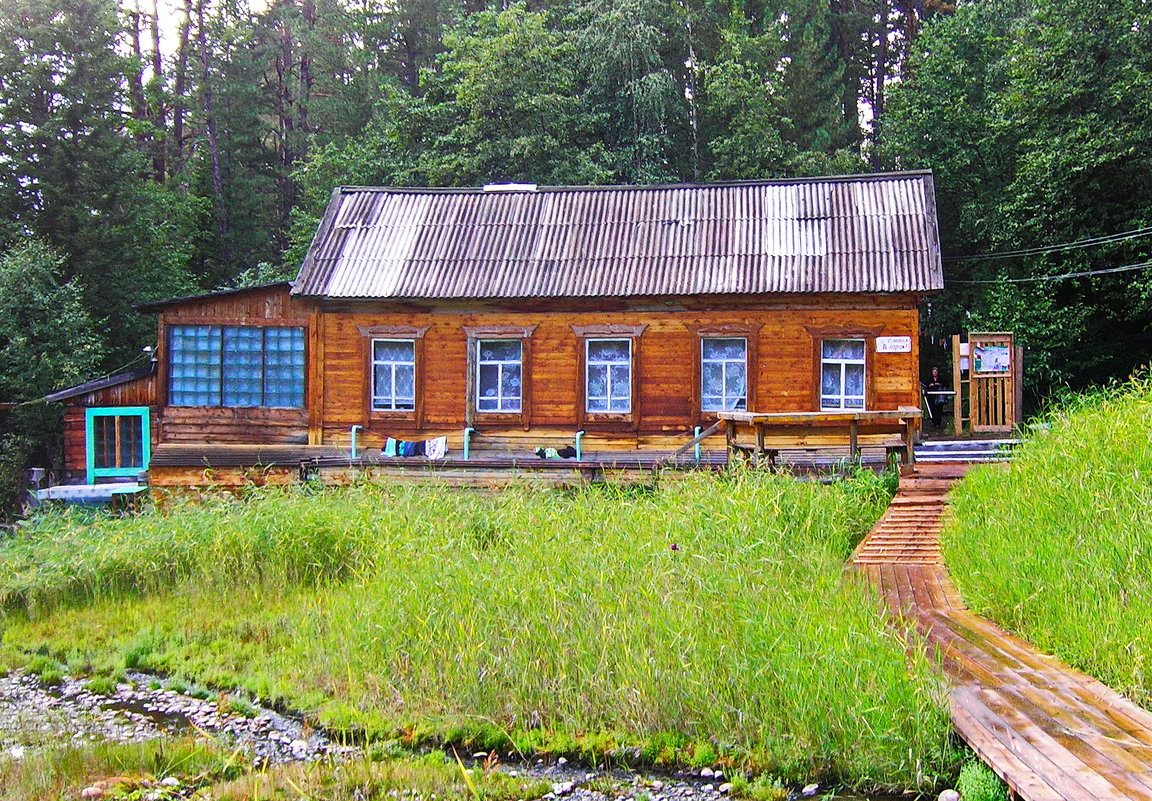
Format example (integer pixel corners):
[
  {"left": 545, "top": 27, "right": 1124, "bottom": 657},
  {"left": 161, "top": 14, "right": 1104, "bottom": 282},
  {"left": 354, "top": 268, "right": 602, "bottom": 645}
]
[{"left": 47, "top": 172, "right": 943, "bottom": 491}]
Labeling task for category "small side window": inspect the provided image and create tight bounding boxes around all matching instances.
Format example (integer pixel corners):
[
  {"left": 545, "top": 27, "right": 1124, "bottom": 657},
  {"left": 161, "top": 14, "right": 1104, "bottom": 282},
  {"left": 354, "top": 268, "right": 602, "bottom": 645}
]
[{"left": 85, "top": 407, "right": 150, "bottom": 484}]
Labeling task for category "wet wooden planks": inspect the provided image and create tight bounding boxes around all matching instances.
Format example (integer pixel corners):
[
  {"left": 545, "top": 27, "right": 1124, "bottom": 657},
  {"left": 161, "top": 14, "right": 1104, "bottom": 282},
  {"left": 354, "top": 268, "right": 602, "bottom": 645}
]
[{"left": 852, "top": 463, "right": 1152, "bottom": 801}]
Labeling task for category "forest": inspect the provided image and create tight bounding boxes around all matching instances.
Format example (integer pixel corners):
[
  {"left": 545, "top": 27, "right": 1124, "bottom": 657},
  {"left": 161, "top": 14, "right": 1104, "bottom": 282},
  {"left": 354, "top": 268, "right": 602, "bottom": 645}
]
[{"left": 0, "top": 0, "right": 1151, "bottom": 483}]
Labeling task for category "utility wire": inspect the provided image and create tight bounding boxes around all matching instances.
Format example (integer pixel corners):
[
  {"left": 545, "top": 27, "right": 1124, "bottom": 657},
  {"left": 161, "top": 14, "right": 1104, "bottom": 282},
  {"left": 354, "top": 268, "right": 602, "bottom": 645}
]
[
  {"left": 944, "top": 225, "right": 1152, "bottom": 262},
  {"left": 947, "top": 260, "right": 1152, "bottom": 285}
]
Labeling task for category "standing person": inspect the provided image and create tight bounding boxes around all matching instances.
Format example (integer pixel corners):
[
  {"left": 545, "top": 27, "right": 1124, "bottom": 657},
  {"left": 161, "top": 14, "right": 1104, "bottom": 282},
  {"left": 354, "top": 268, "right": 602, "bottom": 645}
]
[{"left": 925, "top": 366, "right": 949, "bottom": 430}]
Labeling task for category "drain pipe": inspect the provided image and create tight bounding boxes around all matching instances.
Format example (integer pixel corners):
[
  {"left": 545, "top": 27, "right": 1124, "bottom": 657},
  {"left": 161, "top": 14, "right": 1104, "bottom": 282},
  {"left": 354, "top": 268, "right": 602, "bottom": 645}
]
[
  {"left": 693, "top": 425, "right": 702, "bottom": 461},
  {"left": 575, "top": 429, "right": 586, "bottom": 461},
  {"left": 350, "top": 425, "right": 362, "bottom": 459},
  {"left": 463, "top": 427, "right": 475, "bottom": 460}
]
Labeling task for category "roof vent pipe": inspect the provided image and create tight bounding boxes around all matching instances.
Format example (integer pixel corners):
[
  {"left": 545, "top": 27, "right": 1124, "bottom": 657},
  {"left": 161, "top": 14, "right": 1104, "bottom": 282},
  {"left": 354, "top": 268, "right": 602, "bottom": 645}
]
[{"left": 482, "top": 183, "right": 538, "bottom": 192}]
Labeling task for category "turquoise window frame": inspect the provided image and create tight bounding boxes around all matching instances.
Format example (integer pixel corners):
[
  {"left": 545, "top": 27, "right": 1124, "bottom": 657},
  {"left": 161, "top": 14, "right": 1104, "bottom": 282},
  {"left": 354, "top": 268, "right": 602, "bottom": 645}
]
[{"left": 85, "top": 406, "right": 151, "bottom": 485}]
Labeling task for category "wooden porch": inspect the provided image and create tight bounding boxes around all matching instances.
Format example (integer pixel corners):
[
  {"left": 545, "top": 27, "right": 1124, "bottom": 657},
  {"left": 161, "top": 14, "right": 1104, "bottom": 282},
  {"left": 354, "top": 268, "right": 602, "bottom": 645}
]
[{"left": 144, "top": 408, "right": 922, "bottom": 490}]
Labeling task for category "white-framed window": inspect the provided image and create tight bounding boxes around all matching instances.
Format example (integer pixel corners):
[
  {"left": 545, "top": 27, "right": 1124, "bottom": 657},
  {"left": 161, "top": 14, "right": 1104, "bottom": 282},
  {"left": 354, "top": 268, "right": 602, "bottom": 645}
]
[
  {"left": 701, "top": 337, "right": 747, "bottom": 411},
  {"left": 371, "top": 339, "right": 416, "bottom": 411},
  {"left": 821, "top": 339, "right": 866, "bottom": 410},
  {"left": 476, "top": 339, "right": 522, "bottom": 413},
  {"left": 586, "top": 338, "right": 631, "bottom": 413}
]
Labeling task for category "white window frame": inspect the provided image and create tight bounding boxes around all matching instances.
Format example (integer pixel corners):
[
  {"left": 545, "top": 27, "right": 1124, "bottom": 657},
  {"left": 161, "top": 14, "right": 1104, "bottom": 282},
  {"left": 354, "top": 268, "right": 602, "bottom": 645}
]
[
  {"left": 371, "top": 338, "right": 416, "bottom": 411},
  {"left": 585, "top": 338, "right": 632, "bottom": 414},
  {"left": 700, "top": 337, "right": 748, "bottom": 412},
  {"left": 820, "top": 338, "right": 866, "bottom": 411},
  {"left": 475, "top": 339, "right": 523, "bottom": 413}
]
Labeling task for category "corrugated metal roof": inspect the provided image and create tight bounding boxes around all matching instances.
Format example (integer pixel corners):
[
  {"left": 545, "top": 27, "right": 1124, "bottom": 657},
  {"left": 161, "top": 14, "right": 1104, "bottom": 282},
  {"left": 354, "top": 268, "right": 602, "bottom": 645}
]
[{"left": 292, "top": 172, "right": 943, "bottom": 299}]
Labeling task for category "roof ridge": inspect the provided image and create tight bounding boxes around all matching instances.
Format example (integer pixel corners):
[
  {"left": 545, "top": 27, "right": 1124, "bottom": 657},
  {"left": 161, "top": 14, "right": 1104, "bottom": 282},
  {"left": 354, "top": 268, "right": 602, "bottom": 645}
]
[{"left": 336, "top": 171, "right": 935, "bottom": 195}]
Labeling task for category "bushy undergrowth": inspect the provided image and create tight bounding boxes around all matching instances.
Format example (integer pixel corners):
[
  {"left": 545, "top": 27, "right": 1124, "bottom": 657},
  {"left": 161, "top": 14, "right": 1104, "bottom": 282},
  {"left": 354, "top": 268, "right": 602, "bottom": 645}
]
[
  {"left": 0, "top": 470, "right": 953, "bottom": 790},
  {"left": 943, "top": 375, "right": 1152, "bottom": 706}
]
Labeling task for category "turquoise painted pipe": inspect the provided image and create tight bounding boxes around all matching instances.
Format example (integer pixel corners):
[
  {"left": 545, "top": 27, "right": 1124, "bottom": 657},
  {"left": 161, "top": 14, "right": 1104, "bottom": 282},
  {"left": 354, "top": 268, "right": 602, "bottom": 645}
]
[
  {"left": 575, "top": 429, "right": 586, "bottom": 461},
  {"left": 463, "top": 427, "right": 475, "bottom": 460},
  {"left": 694, "top": 425, "right": 702, "bottom": 461},
  {"left": 350, "top": 425, "right": 362, "bottom": 459}
]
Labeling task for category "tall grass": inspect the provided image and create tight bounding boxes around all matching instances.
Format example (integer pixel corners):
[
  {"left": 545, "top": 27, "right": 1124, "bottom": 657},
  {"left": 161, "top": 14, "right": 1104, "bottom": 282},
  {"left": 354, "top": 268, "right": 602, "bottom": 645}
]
[
  {"left": 0, "top": 470, "right": 954, "bottom": 790},
  {"left": 943, "top": 375, "right": 1152, "bottom": 706}
]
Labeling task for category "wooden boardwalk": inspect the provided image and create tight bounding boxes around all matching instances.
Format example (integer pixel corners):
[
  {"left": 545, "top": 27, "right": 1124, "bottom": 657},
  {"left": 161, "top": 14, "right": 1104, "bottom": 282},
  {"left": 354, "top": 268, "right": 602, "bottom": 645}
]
[{"left": 853, "top": 463, "right": 1152, "bottom": 801}]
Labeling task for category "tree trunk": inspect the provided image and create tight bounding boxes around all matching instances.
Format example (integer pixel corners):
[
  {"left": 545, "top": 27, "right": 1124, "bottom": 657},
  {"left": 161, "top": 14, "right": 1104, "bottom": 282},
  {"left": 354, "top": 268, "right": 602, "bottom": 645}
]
[
  {"left": 173, "top": 0, "right": 194, "bottom": 171},
  {"left": 197, "top": 0, "right": 230, "bottom": 265},
  {"left": 150, "top": 0, "right": 167, "bottom": 181}
]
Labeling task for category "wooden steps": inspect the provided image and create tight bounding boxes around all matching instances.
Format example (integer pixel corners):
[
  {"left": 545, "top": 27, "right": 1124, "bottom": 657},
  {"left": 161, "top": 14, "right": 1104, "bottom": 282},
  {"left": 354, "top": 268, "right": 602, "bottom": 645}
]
[{"left": 852, "top": 465, "right": 1152, "bottom": 801}]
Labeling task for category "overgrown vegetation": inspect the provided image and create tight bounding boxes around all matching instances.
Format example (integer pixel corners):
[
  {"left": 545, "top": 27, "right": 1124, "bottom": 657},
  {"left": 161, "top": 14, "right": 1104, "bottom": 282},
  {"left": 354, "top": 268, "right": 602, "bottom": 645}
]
[
  {"left": 943, "top": 374, "right": 1152, "bottom": 707},
  {"left": 0, "top": 738, "right": 548, "bottom": 801},
  {"left": 0, "top": 471, "right": 955, "bottom": 791}
]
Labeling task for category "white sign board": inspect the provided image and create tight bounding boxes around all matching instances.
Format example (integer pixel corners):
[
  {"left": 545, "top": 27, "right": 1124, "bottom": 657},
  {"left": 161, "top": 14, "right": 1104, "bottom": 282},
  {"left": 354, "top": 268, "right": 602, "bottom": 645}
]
[{"left": 875, "top": 336, "right": 912, "bottom": 353}]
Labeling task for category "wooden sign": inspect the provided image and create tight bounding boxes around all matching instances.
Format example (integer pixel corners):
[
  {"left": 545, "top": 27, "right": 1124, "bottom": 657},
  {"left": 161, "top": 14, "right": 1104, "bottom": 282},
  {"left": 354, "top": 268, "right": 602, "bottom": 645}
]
[{"left": 875, "top": 336, "right": 912, "bottom": 353}]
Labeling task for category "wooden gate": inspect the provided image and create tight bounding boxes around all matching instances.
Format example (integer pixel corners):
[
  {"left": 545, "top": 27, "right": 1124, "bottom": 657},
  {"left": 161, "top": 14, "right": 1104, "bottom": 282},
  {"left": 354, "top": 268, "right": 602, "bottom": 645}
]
[{"left": 952, "top": 332, "right": 1020, "bottom": 434}]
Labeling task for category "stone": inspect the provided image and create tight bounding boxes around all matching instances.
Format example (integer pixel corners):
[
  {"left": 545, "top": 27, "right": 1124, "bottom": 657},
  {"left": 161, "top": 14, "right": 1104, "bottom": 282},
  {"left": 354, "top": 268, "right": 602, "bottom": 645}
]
[
  {"left": 160, "top": 777, "right": 181, "bottom": 787},
  {"left": 801, "top": 784, "right": 819, "bottom": 797},
  {"left": 938, "top": 791, "right": 960, "bottom": 801},
  {"left": 649, "top": 781, "right": 664, "bottom": 791},
  {"left": 718, "top": 784, "right": 732, "bottom": 794},
  {"left": 473, "top": 752, "right": 489, "bottom": 760},
  {"left": 712, "top": 772, "right": 724, "bottom": 781},
  {"left": 557, "top": 757, "right": 568, "bottom": 766},
  {"left": 79, "top": 788, "right": 104, "bottom": 799},
  {"left": 699, "top": 768, "right": 714, "bottom": 778},
  {"left": 702, "top": 785, "right": 714, "bottom": 793},
  {"left": 552, "top": 782, "right": 576, "bottom": 795}
]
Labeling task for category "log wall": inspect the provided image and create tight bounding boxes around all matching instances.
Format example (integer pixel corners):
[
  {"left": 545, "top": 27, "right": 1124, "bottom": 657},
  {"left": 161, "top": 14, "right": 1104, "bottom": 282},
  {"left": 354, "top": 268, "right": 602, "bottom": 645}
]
[{"left": 315, "top": 294, "right": 922, "bottom": 452}]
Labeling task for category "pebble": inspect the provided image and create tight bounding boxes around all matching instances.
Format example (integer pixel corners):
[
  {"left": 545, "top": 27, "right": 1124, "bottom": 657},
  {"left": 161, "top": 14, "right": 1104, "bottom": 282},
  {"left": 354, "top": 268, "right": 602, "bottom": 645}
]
[
  {"left": 938, "top": 791, "right": 960, "bottom": 801},
  {"left": 699, "top": 767, "right": 714, "bottom": 778},
  {"left": 801, "top": 783, "right": 820, "bottom": 796}
]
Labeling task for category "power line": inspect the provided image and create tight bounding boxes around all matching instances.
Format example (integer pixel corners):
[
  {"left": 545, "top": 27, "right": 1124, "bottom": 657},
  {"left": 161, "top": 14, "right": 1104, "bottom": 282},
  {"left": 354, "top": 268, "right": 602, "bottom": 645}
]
[
  {"left": 947, "top": 260, "right": 1152, "bottom": 285},
  {"left": 943, "top": 225, "right": 1152, "bottom": 262}
]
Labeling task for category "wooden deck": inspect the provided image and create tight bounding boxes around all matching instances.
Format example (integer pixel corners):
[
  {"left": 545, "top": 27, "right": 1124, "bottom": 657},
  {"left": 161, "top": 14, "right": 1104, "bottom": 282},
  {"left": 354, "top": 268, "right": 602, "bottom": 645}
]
[{"left": 853, "top": 463, "right": 1152, "bottom": 801}]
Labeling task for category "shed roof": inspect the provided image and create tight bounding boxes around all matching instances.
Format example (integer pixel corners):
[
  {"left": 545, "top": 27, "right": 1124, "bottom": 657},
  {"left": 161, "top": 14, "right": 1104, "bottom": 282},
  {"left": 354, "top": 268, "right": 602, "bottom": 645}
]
[
  {"left": 44, "top": 364, "right": 155, "bottom": 403},
  {"left": 292, "top": 172, "right": 943, "bottom": 300}
]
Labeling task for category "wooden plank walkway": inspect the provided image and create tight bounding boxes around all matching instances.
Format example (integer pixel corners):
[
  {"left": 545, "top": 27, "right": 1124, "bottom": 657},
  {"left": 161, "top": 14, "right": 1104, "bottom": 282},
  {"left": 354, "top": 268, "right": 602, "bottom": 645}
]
[{"left": 852, "top": 463, "right": 1152, "bottom": 801}]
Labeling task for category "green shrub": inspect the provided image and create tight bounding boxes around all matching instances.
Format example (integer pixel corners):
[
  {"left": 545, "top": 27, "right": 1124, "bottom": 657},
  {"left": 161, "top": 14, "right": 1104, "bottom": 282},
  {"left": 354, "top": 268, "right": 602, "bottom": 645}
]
[{"left": 956, "top": 758, "right": 1008, "bottom": 801}]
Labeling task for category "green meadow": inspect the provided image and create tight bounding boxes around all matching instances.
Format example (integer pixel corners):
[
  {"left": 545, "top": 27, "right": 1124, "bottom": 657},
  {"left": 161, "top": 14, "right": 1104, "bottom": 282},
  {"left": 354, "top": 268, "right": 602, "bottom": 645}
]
[
  {"left": 0, "top": 470, "right": 955, "bottom": 793},
  {"left": 943, "top": 375, "right": 1152, "bottom": 707}
]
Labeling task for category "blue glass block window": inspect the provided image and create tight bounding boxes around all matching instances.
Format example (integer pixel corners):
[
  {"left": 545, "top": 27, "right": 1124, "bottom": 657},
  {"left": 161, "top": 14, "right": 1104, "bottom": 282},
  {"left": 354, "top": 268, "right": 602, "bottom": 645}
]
[
  {"left": 586, "top": 339, "right": 631, "bottom": 413},
  {"left": 169, "top": 325, "right": 305, "bottom": 408},
  {"left": 701, "top": 338, "right": 747, "bottom": 411},
  {"left": 169, "top": 325, "right": 222, "bottom": 406},
  {"left": 222, "top": 326, "right": 264, "bottom": 406},
  {"left": 263, "top": 327, "right": 306, "bottom": 408}
]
